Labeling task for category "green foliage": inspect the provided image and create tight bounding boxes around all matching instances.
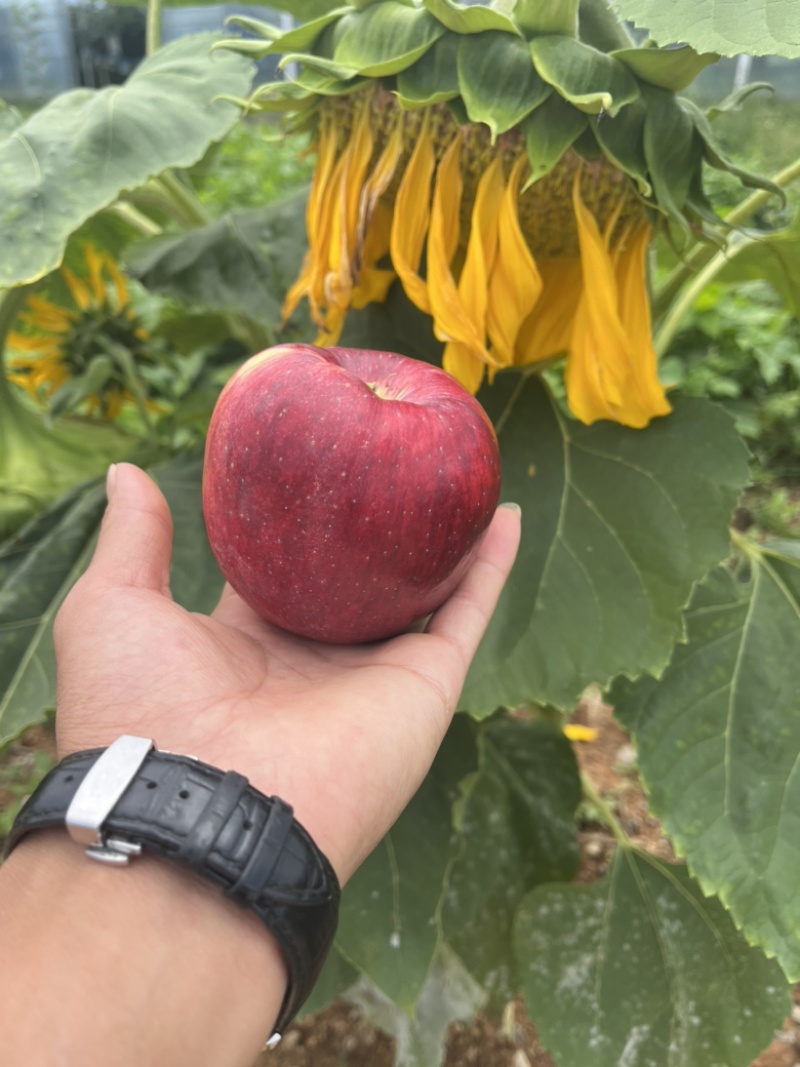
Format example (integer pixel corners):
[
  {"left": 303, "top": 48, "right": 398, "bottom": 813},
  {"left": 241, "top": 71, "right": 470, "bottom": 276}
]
[
  {"left": 0, "top": 34, "right": 254, "bottom": 289},
  {"left": 661, "top": 281, "right": 800, "bottom": 474},
  {"left": 0, "top": 745, "right": 54, "bottom": 843},
  {"left": 516, "top": 849, "right": 790, "bottom": 1066},
  {"left": 463, "top": 375, "right": 749, "bottom": 712},
  {"left": 612, "top": 547, "right": 800, "bottom": 981},
  {"left": 613, "top": 0, "right": 800, "bottom": 59},
  {"left": 193, "top": 122, "right": 314, "bottom": 213},
  {"left": 2, "top": 2, "right": 800, "bottom": 1063}
]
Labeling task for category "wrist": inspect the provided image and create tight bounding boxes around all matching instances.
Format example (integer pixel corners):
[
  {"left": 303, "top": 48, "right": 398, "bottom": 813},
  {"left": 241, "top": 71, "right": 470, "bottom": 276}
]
[{"left": 0, "top": 832, "right": 286, "bottom": 1067}]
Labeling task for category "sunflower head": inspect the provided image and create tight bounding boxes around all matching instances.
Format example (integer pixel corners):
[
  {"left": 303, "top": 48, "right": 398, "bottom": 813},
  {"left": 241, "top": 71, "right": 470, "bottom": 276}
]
[
  {"left": 219, "top": 0, "right": 779, "bottom": 428},
  {"left": 7, "top": 245, "right": 158, "bottom": 421}
]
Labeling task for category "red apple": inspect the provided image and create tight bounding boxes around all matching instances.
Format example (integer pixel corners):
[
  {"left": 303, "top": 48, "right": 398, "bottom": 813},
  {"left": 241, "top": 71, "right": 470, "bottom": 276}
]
[{"left": 202, "top": 344, "right": 501, "bottom": 643}]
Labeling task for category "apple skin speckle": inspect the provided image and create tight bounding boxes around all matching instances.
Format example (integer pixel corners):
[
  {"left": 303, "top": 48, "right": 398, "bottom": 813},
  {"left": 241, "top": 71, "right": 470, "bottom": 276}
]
[{"left": 202, "top": 343, "right": 501, "bottom": 644}]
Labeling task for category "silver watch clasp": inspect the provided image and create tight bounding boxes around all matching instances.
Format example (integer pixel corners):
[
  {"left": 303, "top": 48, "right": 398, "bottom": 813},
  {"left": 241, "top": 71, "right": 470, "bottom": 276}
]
[{"left": 65, "top": 735, "right": 154, "bottom": 864}]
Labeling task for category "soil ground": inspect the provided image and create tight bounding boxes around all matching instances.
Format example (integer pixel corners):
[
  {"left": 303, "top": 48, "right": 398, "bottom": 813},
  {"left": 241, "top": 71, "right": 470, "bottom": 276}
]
[{"left": 2, "top": 705, "right": 797, "bottom": 1067}]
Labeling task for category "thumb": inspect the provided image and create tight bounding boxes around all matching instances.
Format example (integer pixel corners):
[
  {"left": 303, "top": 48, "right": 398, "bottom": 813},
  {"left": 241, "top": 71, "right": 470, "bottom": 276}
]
[{"left": 88, "top": 463, "right": 174, "bottom": 595}]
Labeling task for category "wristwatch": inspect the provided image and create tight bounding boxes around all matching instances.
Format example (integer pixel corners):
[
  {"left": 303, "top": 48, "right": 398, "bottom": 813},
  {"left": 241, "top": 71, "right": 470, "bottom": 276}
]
[{"left": 3, "top": 736, "right": 341, "bottom": 1048}]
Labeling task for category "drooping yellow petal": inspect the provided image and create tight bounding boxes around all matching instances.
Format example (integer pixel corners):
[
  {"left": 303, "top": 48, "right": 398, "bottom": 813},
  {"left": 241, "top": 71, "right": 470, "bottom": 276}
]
[
  {"left": 514, "top": 259, "right": 581, "bottom": 366},
  {"left": 427, "top": 135, "right": 492, "bottom": 365},
  {"left": 20, "top": 294, "right": 76, "bottom": 333},
  {"left": 84, "top": 245, "right": 107, "bottom": 304},
  {"left": 487, "top": 153, "right": 542, "bottom": 370},
  {"left": 443, "top": 340, "right": 485, "bottom": 394},
  {"left": 356, "top": 118, "right": 404, "bottom": 270},
  {"left": 566, "top": 173, "right": 632, "bottom": 424},
  {"left": 615, "top": 222, "right": 671, "bottom": 420},
  {"left": 352, "top": 203, "right": 396, "bottom": 309},
  {"left": 61, "top": 266, "right": 94, "bottom": 311},
  {"left": 325, "top": 93, "right": 374, "bottom": 312},
  {"left": 390, "top": 113, "right": 435, "bottom": 315}
]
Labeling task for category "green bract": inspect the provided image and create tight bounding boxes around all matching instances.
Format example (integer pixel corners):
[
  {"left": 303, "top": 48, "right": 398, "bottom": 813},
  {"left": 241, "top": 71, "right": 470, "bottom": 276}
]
[{"left": 218, "top": 0, "right": 778, "bottom": 232}]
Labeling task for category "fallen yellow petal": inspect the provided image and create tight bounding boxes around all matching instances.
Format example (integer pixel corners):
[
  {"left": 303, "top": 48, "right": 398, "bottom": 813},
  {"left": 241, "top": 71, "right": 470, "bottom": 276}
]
[{"left": 564, "top": 724, "right": 598, "bottom": 743}]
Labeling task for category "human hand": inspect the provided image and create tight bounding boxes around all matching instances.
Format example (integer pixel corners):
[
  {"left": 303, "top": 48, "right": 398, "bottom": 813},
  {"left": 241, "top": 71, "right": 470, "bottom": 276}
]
[{"left": 54, "top": 463, "right": 520, "bottom": 883}]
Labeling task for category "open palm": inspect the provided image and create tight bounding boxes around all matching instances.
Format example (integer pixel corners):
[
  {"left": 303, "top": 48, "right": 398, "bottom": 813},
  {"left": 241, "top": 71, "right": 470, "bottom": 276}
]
[{"left": 54, "top": 464, "right": 520, "bottom": 882}]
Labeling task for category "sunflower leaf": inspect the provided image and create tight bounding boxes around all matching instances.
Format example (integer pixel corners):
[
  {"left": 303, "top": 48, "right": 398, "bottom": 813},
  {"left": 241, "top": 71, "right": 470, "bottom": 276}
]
[
  {"left": 127, "top": 190, "right": 309, "bottom": 336},
  {"left": 715, "top": 213, "right": 800, "bottom": 316},
  {"left": 333, "top": 2, "right": 445, "bottom": 77},
  {"left": 0, "top": 34, "right": 254, "bottom": 289},
  {"left": 441, "top": 717, "right": 580, "bottom": 1002},
  {"left": 457, "top": 33, "right": 551, "bottom": 139},
  {"left": 612, "top": 548, "right": 800, "bottom": 981},
  {"left": 0, "top": 451, "right": 224, "bottom": 753},
  {"left": 612, "top": 0, "right": 800, "bottom": 59},
  {"left": 529, "top": 35, "right": 640, "bottom": 115},
  {"left": 516, "top": 849, "right": 789, "bottom": 1067},
  {"left": 0, "top": 481, "right": 106, "bottom": 751},
  {"left": 460, "top": 376, "right": 749, "bottom": 713},
  {"left": 591, "top": 96, "right": 650, "bottom": 193},
  {"left": 336, "top": 717, "right": 478, "bottom": 1008}
]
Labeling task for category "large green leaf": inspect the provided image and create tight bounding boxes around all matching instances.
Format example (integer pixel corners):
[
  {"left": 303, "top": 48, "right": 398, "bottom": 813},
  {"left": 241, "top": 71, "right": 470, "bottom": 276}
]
[
  {"left": 460, "top": 377, "right": 749, "bottom": 713},
  {"left": 108, "top": 0, "right": 341, "bottom": 12},
  {"left": 0, "top": 481, "right": 106, "bottom": 750},
  {"left": 0, "top": 35, "right": 254, "bottom": 289},
  {"left": 613, "top": 0, "right": 800, "bottom": 59},
  {"left": 442, "top": 716, "right": 580, "bottom": 1001},
  {"left": 0, "top": 451, "right": 224, "bottom": 752},
  {"left": 336, "top": 715, "right": 477, "bottom": 1008},
  {"left": 457, "top": 33, "right": 551, "bottom": 139},
  {"left": 529, "top": 35, "right": 640, "bottom": 115},
  {"left": 127, "top": 191, "right": 310, "bottom": 333},
  {"left": 516, "top": 849, "right": 789, "bottom": 1067},
  {"left": 612, "top": 546, "right": 800, "bottom": 980}
]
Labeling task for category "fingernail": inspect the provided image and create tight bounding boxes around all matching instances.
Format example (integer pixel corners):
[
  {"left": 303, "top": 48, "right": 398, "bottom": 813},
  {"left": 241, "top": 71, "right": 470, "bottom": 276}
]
[
  {"left": 106, "top": 464, "right": 118, "bottom": 502},
  {"left": 499, "top": 502, "right": 521, "bottom": 517}
]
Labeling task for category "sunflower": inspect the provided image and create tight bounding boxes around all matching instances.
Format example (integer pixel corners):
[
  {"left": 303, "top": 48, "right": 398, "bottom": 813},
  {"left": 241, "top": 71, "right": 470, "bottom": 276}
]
[
  {"left": 8, "top": 245, "right": 155, "bottom": 420},
  {"left": 220, "top": 0, "right": 776, "bottom": 428}
]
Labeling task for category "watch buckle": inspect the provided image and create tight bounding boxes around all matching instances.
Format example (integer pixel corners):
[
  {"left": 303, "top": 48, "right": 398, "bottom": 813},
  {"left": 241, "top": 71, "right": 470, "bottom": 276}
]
[{"left": 85, "top": 836, "right": 143, "bottom": 866}]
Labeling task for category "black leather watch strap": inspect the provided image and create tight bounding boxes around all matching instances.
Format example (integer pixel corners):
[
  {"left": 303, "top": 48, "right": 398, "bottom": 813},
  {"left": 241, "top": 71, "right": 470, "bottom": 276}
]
[{"left": 3, "top": 744, "right": 340, "bottom": 1041}]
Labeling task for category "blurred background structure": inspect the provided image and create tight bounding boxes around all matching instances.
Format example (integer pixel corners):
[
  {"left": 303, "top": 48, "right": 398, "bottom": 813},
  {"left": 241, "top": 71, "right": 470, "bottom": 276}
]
[{"left": 0, "top": 1, "right": 291, "bottom": 101}]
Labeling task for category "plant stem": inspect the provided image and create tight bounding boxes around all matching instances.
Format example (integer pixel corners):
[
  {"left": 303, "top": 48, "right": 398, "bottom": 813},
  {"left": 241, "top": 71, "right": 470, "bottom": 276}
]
[
  {"left": 581, "top": 774, "right": 631, "bottom": 849},
  {"left": 146, "top": 0, "right": 163, "bottom": 56},
  {"left": 653, "top": 154, "right": 800, "bottom": 317},
  {"left": 156, "top": 171, "right": 212, "bottom": 228},
  {"left": 654, "top": 232, "right": 754, "bottom": 356},
  {"left": 105, "top": 201, "right": 163, "bottom": 238}
]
